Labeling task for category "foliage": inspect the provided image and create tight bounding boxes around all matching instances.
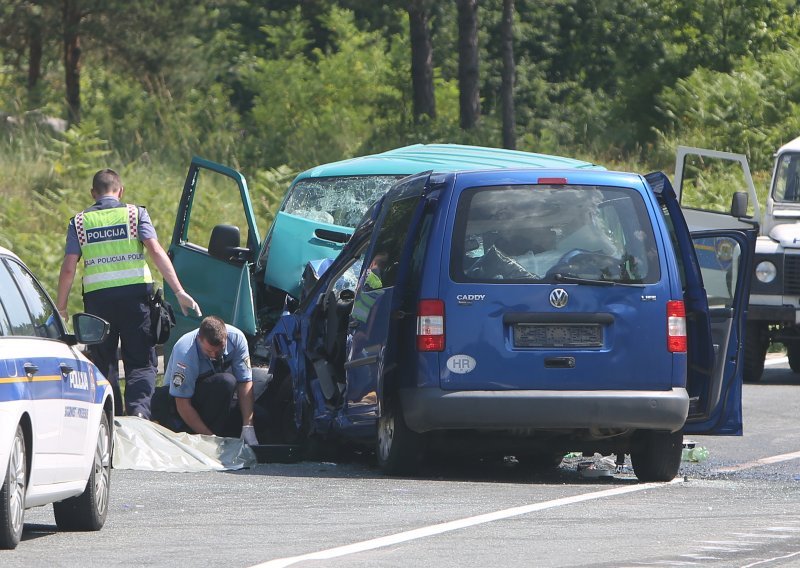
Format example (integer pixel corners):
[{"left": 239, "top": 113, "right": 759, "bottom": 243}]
[
  {"left": 1, "top": 0, "right": 800, "bottom": 309},
  {"left": 240, "top": 7, "right": 408, "bottom": 169},
  {"left": 658, "top": 40, "right": 800, "bottom": 172}
]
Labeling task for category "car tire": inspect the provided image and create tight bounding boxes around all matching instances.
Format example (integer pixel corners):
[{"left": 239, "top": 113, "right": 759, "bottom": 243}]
[
  {"left": 630, "top": 430, "right": 683, "bottom": 482},
  {"left": 54, "top": 412, "right": 111, "bottom": 532},
  {"left": 787, "top": 343, "right": 800, "bottom": 374},
  {"left": 0, "top": 425, "right": 27, "bottom": 549},
  {"left": 376, "top": 397, "right": 424, "bottom": 476},
  {"left": 743, "top": 321, "right": 768, "bottom": 382}
]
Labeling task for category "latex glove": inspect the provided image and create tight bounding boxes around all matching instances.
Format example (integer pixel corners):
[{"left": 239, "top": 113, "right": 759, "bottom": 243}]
[
  {"left": 176, "top": 290, "right": 202, "bottom": 317},
  {"left": 241, "top": 425, "right": 259, "bottom": 446}
]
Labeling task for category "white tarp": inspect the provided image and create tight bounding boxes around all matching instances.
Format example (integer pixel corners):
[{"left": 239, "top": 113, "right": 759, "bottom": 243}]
[{"left": 112, "top": 416, "right": 257, "bottom": 472}]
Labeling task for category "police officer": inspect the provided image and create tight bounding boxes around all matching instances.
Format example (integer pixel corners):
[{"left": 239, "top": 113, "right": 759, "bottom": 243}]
[
  {"left": 154, "top": 316, "right": 259, "bottom": 444},
  {"left": 56, "top": 168, "right": 201, "bottom": 419}
]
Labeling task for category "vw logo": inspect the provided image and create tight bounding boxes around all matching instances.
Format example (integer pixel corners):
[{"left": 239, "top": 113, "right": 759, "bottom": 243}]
[{"left": 549, "top": 288, "right": 569, "bottom": 308}]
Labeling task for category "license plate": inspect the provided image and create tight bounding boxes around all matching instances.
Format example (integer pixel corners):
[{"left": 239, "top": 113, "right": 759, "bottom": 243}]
[{"left": 513, "top": 323, "right": 603, "bottom": 348}]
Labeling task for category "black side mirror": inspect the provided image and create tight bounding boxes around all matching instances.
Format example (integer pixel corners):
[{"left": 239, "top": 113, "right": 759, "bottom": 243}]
[
  {"left": 731, "top": 191, "right": 749, "bottom": 218},
  {"left": 72, "top": 313, "right": 110, "bottom": 345},
  {"left": 209, "top": 224, "right": 251, "bottom": 262}
]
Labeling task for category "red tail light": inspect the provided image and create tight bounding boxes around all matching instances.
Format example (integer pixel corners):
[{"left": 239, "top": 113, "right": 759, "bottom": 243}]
[
  {"left": 667, "top": 300, "right": 687, "bottom": 353},
  {"left": 537, "top": 177, "right": 568, "bottom": 185},
  {"left": 417, "top": 299, "right": 445, "bottom": 351}
]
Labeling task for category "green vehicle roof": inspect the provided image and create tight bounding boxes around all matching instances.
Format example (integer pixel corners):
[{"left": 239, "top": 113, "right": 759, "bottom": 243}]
[{"left": 294, "top": 143, "right": 603, "bottom": 180}]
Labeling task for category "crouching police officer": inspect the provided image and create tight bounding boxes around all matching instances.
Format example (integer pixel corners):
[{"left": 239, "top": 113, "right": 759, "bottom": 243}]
[
  {"left": 152, "top": 316, "right": 259, "bottom": 445},
  {"left": 56, "top": 168, "right": 201, "bottom": 418}
]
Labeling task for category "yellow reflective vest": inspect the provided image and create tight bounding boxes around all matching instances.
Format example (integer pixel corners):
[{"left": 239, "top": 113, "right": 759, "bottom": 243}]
[{"left": 75, "top": 204, "right": 153, "bottom": 293}]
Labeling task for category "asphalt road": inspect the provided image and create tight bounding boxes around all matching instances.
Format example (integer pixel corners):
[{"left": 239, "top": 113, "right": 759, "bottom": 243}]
[{"left": 2, "top": 355, "right": 800, "bottom": 567}]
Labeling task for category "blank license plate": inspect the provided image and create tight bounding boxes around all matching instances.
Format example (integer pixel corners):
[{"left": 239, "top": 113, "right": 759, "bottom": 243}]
[{"left": 513, "top": 323, "right": 603, "bottom": 348}]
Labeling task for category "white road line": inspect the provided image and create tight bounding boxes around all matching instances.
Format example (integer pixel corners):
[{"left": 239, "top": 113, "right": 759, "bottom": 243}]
[
  {"left": 715, "top": 450, "right": 800, "bottom": 473},
  {"left": 740, "top": 550, "right": 800, "bottom": 567},
  {"left": 251, "top": 479, "right": 682, "bottom": 568}
]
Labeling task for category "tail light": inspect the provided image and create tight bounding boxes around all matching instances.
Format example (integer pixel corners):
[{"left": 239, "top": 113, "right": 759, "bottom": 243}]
[
  {"left": 667, "top": 300, "right": 687, "bottom": 353},
  {"left": 417, "top": 299, "right": 445, "bottom": 351}
]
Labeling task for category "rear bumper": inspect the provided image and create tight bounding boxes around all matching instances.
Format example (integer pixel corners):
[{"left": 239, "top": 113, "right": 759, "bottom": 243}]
[{"left": 400, "top": 388, "right": 689, "bottom": 433}]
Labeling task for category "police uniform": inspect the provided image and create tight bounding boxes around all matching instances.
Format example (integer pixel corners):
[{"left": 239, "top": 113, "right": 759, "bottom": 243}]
[
  {"left": 65, "top": 195, "right": 157, "bottom": 418},
  {"left": 159, "top": 324, "right": 252, "bottom": 436}
]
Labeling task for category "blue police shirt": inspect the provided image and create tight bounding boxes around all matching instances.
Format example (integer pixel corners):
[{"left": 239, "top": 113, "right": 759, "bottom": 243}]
[{"left": 165, "top": 324, "right": 252, "bottom": 398}]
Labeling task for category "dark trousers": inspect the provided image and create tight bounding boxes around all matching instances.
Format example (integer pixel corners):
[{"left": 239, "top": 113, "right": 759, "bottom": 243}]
[
  {"left": 84, "top": 288, "right": 156, "bottom": 419},
  {"left": 152, "top": 373, "right": 237, "bottom": 437}
]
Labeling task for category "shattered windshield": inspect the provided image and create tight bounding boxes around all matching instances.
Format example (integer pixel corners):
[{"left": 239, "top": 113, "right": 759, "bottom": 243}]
[
  {"left": 773, "top": 152, "right": 800, "bottom": 202},
  {"left": 283, "top": 175, "right": 405, "bottom": 227}
]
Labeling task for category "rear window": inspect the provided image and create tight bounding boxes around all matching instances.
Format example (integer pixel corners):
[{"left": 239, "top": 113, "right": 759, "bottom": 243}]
[{"left": 451, "top": 184, "right": 660, "bottom": 284}]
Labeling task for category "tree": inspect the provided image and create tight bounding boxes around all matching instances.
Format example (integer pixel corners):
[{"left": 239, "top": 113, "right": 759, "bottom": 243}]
[
  {"left": 63, "top": 0, "right": 81, "bottom": 125},
  {"left": 408, "top": 0, "right": 436, "bottom": 121},
  {"left": 500, "top": 0, "right": 515, "bottom": 149},
  {"left": 456, "top": 0, "right": 479, "bottom": 129}
]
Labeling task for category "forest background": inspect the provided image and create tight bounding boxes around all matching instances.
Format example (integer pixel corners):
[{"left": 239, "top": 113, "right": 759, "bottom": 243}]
[{"left": 1, "top": 0, "right": 800, "bottom": 313}]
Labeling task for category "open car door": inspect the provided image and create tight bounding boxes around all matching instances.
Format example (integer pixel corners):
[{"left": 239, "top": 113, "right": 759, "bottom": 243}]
[
  {"left": 165, "top": 157, "right": 261, "bottom": 359},
  {"left": 344, "top": 172, "right": 434, "bottom": 423},
  {"left": 656, "top": 147, "right": 758, "bottom": 434}
]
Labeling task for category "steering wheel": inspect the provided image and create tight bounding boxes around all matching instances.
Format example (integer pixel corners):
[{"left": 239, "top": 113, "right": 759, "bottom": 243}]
[{"left": 545, "top": 248, "right": 621, "bottom": 279}]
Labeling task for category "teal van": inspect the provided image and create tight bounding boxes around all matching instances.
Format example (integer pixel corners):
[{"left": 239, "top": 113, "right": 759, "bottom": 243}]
[{"left": 164, "top": 145, "right": 602, "bottom": 361}]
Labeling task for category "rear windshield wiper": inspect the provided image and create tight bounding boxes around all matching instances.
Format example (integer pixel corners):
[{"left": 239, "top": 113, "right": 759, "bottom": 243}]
[{"left": 552, "top": 273, "right": 615, "bottom": 287}]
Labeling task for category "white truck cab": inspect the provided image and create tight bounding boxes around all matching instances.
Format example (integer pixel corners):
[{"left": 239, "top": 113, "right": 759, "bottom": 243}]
[
  {"left": 675, "top": 139, "right": 800, "bottom": 381},
  {"left": 744, "top": 136, "right": 800, "bottom": 379}
]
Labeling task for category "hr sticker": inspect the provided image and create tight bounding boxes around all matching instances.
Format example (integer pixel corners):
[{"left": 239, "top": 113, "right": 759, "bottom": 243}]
[{"left": 447, "top": 355, "right": 476, "bottom": 374}]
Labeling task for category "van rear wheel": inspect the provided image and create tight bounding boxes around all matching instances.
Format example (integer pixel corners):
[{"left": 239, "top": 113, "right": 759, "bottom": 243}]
[
  {"left": 376, "top": 397, "right": 424, "bottom": 476},
  {"left": 630, "top": 430, "right": 682, "bottom": 482}
]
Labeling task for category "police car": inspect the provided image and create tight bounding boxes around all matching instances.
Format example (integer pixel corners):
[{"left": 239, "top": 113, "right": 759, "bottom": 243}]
[{"left": 0, "top": 246, "right": 113, "bottom": 549}]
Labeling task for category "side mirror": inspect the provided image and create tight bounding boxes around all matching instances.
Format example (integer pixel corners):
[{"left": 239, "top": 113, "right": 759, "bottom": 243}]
[
  {"left": 209, "top": 224, "right": 251, "bottom": 263},
  {"left": 72, "top": 313, "right": 110, "bottom": 345},
  {"left": 731, "top": 191, "right": 749, "bottom": 218}
]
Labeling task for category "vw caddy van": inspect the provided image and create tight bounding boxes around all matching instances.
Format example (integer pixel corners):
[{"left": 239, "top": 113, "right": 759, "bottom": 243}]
[
  {"left": 268, "top": 168, "right": 756, "bottom": 481},
  {"left": 164, "top": 145, "right": 602, "bottom": 361}
]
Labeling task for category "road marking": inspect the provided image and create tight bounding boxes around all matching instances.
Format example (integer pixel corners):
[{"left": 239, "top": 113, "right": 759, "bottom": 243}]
[
  {"left": 741, "top": 550, "right": 800, "bottom": 567},
  {"left": 251, "top": 479, "right": 682, "bottom": 568},
  {"left": 715, "top": 450, "right": 800, "bottom": 473}
]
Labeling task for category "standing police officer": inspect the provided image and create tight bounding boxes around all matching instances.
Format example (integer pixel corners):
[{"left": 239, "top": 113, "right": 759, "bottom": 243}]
[{"left": 56, "top": 168, "right": 202, "bottom": 419}]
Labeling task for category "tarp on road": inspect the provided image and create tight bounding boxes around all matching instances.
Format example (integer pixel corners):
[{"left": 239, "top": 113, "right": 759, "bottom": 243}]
[{"left": 112, "top": 416, "right": 257, "bottom": 472}]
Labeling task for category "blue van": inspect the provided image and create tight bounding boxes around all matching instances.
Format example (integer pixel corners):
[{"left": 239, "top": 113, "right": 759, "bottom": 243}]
[
  {"left": 268, "top": 168, "right": 756, "bottom": 481},
  {"left": 164, "top": 145, "right": 601, "bottom": 360}
]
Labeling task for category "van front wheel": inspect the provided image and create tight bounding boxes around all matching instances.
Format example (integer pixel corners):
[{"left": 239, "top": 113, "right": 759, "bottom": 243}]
[
  {"left": 630, "top": 430, "right": 683, "bottom": 482},
  {"left": 376, "top": 397, "right": 424, "bottom": 476}
]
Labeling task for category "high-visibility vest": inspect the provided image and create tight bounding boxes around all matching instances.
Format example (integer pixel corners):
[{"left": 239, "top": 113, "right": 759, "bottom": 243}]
[{"left": 75, "top": 204, "right": 153, "bottom": 293}]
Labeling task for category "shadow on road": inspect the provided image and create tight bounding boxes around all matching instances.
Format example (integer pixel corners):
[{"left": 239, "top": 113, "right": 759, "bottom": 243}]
[
  {"left": 757, "top": 363, "right": 799, "bottom": 386},
  {"left": 225, "top": 450, "right": 644, "bottom": 487}
]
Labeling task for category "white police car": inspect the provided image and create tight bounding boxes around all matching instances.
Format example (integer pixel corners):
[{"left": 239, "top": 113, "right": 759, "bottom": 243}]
[{"left": 0, "top": 246, "right": 113, "bottom": 549}]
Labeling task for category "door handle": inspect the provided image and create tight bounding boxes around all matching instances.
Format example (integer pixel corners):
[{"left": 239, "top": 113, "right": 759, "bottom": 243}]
[
  {"left": 60, "top": 363, "right": 74, "bottom": 374},
  {"left": 24, "top": 363, "right": 39, "bottom": 377}
]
